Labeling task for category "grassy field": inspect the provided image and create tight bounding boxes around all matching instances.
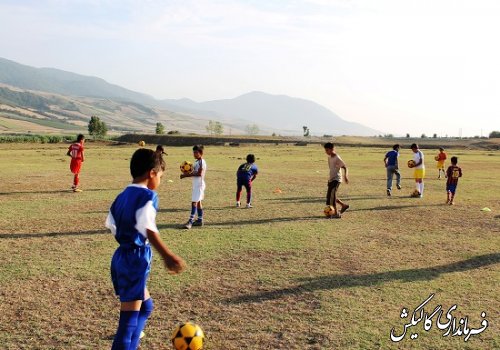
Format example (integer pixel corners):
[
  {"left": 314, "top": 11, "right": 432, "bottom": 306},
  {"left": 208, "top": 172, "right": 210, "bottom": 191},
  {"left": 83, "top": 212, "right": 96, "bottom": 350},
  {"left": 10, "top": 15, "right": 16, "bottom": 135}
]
[{"left": 0, "top": 143, "right": 498, "bottom": 349}]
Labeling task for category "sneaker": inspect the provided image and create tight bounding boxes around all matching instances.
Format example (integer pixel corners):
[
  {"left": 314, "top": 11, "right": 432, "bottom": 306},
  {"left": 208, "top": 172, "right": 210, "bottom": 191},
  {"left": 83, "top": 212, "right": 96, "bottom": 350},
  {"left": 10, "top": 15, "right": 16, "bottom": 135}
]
[
  {"left": 340, "top": 204, "right": 350, "bottom": 214},
  {"left": 140, "top": 331, "right": 145, "bottom": 339},
  {"left": 246, "top": 203, "right": 253, "bottom": 208},
  {"left": 387, "top": 189, "right": 391, "bottom": 196},
  {"left": 73, "top": 188, "right": 83, "bottom": 192},
  {"left": 192, "top": 220, "right": 203, "bottom": 227},
  {"left": 183, "top": 221, "right": 193, "bottom": 229},
  {"left": 236, "top": 201, "right": 241, "bottom": 208},
  {"left": 397, "top": 184, "right": 402, "bottom": 190},
  {"left": 449, "top": 201, "right": 454, "bottom": 205}
]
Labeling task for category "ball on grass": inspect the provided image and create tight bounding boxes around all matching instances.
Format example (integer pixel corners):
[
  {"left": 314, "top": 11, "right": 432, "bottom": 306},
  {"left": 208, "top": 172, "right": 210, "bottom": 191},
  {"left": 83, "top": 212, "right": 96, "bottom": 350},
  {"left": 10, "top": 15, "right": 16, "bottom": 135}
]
[{"left": 171, "top": 322, "right": 204, "bottom": 350}]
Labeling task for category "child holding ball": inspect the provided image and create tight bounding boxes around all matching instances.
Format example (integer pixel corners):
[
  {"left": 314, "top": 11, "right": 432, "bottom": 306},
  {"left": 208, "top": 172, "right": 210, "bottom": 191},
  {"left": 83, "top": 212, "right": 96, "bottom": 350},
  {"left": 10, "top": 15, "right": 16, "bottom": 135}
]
[{"left": 180, "top": 145, "right": 207, "bottom": 229}]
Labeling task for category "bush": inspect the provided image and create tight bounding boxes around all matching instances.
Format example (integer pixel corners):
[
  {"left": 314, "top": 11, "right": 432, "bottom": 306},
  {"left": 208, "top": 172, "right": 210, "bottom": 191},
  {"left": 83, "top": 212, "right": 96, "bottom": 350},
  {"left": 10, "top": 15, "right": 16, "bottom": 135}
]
[
  {"left": 167, "top": 130, "right": 180, "bottom": 135},
  {"left": 0, "top": 134, "right": 64, "bottom": 143},
  {"left": 489, "top": 131, "right": 500, "bottom": 138}
]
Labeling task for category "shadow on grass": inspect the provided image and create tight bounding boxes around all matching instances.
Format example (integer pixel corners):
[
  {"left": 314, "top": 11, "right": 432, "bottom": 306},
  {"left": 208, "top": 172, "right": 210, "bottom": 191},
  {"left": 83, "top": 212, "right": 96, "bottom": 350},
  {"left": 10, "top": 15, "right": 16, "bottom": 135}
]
[
  {"left": 349, "top": 203, "right": 444, "bottom": 212},
  {"left": 0, "top": 229, "right": 109, "bottom": 239},
  {"left": 157, "top": 215, "right": 323, "bottom": 229},
  {"left": 265, "top": 196, "right": 324, "bottom": 204},
  {"left": 225, "top": 253, "right": 500, "bottom": 304},
  {"left": 0, "top": 188, "right": 121, "bottom": 196}
]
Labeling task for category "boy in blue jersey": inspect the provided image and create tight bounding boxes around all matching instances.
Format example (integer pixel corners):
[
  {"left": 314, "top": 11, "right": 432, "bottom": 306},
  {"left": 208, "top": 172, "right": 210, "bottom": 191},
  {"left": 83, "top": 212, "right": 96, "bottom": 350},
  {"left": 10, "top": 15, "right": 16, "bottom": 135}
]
[
  {"left": 106, "top": 148, "right": 185, "bottom": 350},
  {"left": 384, "top": 144, "right": 402, "bottom": 196},
  {"left": 236, "top": 154, "right": 259, "bottom": 208}
]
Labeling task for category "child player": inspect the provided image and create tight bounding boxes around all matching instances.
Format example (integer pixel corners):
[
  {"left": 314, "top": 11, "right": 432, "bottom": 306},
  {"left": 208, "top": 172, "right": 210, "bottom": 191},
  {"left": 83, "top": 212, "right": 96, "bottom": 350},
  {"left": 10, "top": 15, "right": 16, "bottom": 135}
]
[
  {"left": 384, "top": 144, "right": 401, "bottom": 196},
  {"left": 324, "top": 142, "right": 350, "bottom": 218},
  {"left": 180, "top": 145, "right": 207, "bottom": 229},
  {"left": 106, "top": 148, "right": 185, "bottom": 350},
  {"left": 236, "top": 154, "right": 259, "bottom": 208},
  {"left": 446, "top": 156, "right": 462, "bottom": 205},
  {"left": 410, "top": 143, "right": 425, "bottom": 197},
  {"left": 436, "top": 147, "right": 447, "bottom": 179},
  {"left": 66, "top": 134, "right": 85, "bottom": 192}
]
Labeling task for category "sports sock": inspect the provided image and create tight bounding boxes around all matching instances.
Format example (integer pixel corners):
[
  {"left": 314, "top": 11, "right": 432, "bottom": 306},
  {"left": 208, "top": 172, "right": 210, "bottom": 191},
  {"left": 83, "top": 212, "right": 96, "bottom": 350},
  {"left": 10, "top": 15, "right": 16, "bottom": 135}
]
[
  {"left": 189, "top": 205, "right": 196, "bottom": 223},
  {"left": 197, "top": 207, "right": 203, "bottom": 221},
  {"left": 130, "top": 299, "right": 154, "bottom": 349},
  {"left": 74, "top": 174, "right": 79, "bottom": 187},
  {"left": 420, "top": 183, "right": 424, "bottom": 195},
  {"left": 112, "top": 310, "right": 139, "bottom": 350}
]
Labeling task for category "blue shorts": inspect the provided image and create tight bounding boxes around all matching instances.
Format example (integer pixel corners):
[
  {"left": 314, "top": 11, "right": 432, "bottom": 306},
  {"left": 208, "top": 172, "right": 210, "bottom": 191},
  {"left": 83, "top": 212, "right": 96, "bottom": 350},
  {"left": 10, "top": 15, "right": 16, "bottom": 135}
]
[
  {"left": 446, "top": 183, "right": 457, "bottom": 194},
  {"left": 111, "top": 245, "right": 152, "bottom": 302}
]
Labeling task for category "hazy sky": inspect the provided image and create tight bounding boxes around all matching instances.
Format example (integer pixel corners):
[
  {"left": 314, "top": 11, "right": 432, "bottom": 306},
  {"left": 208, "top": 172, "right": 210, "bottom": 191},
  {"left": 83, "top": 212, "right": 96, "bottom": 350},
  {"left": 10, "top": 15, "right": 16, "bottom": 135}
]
[{"left": 1, "top": 0, "right": 499, "bottom": 136}]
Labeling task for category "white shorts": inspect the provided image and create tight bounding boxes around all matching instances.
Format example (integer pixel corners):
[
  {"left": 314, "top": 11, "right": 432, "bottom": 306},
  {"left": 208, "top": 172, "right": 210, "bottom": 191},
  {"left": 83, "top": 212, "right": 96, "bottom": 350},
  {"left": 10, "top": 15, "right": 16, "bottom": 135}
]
[{"left": 192, "top": 183, "right": 205, "bottom": 202}]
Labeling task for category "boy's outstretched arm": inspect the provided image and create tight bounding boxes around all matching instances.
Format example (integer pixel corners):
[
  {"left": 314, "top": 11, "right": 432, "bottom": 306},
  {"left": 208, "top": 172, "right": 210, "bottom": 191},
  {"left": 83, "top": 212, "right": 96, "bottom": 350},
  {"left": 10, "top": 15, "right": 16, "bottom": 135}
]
[{"left": 146, "top": 229, "right": 185, "bottom": 273}]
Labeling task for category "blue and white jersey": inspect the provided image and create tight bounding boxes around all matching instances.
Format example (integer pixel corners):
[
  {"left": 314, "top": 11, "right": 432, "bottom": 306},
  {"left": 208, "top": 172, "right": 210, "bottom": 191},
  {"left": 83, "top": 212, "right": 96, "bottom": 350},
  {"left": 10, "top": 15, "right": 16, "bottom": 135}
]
[
  {"left": 106, "top": 184, "right": 159, "bottom": 301},
  {"left": 105, "top": 184, "right": 159, "bottom": 247}
]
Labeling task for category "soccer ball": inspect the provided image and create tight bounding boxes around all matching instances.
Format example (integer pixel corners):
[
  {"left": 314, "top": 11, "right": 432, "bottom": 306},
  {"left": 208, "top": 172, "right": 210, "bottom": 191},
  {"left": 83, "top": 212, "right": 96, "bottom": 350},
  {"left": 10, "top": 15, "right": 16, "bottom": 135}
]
[
  {"left": 138, "top": 140, "right": 146, "bottom": 147},
  {"left": 434, "top": 155, "right": 440, "bottom": 161},
  {"left": 407, "top": 160, "right": 416, "bottom": 168},
  {"left": 180, "top": 161, "right": 193, "bottom": 174},
  {"left": 410, "top": 189, "right": 421, "bottom": 198},
  {"left": 324, "top": 205, "right": 335, "bottom": 217},
  {"left": 171, "top": 322, "right": 204, "bottom": 350}
]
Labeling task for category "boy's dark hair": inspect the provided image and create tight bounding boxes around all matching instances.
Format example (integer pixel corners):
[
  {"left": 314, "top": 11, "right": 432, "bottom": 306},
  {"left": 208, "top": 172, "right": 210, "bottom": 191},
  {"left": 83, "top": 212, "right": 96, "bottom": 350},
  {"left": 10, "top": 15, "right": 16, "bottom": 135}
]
[
  {"left": 193, "top": 144, "right": 204, "bottom": 153},
  {"left": 439, "top": 147, "right": 444, "bottom": 151},
  {"left": 393, "top": 144, "right": 400, "bottom": 150},
  {"left": 324, "top": 142, "right": 334, "bottom": 150},
  {"left": 130, "top": 148, "right": 166, "bottom": 179},
  {"left": 451, "top": 156, "right": 458, "bottom": 165},
  {"left": 77, "top": 134, "right": 85, "bottom": 142},
  {"left": 246, "top": 154, "right": 256, "bottom": 163},
  {"left": 410, "top": 143, "right": 418, "bottom": 149}
]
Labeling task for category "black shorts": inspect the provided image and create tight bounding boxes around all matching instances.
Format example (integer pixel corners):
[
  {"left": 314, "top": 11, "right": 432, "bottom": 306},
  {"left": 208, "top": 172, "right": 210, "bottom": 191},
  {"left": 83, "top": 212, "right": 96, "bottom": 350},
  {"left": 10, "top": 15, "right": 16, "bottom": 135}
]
[{"left": 326, "top": 181, "right": 341, "bottom": 206}]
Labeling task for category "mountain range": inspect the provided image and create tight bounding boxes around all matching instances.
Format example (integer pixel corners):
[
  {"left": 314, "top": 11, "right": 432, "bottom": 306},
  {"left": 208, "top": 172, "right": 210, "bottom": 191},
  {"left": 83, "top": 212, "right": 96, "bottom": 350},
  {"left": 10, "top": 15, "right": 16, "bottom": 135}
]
[{"left": 0, "top": 57, "right": 380, "bottom": 136}]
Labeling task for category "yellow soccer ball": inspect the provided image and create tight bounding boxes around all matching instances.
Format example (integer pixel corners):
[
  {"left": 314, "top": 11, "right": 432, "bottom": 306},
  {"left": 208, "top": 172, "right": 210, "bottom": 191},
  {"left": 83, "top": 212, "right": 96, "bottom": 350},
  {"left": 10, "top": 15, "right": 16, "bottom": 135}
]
[
  {"left": 180, "top": 161, "right": 193, "bottom": 174},
  {"left": 407, "top": 160, "right": 416, "bottom": 168},
  {"left": 171, "top": 322, "right": 204, "bottom": 350},
  {"left": 138, "top": 140, "right": 146, "bottom": 147},
  {"left": 324, "top": 205, "right": 335, "bottom": 217}
]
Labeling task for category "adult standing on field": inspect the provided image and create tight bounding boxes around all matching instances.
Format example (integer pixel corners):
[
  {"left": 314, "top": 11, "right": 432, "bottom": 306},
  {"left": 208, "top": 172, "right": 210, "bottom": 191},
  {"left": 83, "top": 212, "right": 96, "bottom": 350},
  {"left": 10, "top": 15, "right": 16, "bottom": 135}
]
[
  {"left": 67, "top": 134, "right": 85, "bottom": 192},
  {"left": 384, "top": 144, "right": 401, "bottom": 196},
  {"left": 324, "top": 142, "right": 350, "bottom": 218}
]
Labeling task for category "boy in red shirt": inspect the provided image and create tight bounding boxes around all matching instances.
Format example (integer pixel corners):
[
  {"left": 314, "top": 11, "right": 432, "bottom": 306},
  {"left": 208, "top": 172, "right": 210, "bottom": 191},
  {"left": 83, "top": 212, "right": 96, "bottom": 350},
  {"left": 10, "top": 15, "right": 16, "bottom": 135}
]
[
  {"left": 436, "top": 147, "right": 447, "bottom": 179},
  {"left": 67, "top": 134, "right": 85, "bottom": 192}
]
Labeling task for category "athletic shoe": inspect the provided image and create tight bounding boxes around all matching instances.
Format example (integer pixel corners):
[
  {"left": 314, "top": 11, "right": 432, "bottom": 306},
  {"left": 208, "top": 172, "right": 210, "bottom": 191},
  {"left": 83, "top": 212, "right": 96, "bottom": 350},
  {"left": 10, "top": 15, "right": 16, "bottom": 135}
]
[
  {"left": 183, "top": 222, "right": 192, "bottom": 229},
  {"left": 192, "top": 220, "right": 204, "bottom": 227},
  {"left": 340, "top": 204, "right": 350, "bottom": 214},
  {"left": 236, "top": 202, "right": 241, "bottom": 208},
  {"left": 73, "top": 188, "right": 83, "bottom": 192},
  {"left": 246, "top": 203, "right": 253, "bottom": 208},
  {"left": 449, "top": 201, "right": 454, "bottom": 205},
  {"left": 397, "top": 184, "right": 402, "bottom": 190},
  {"left": 387, "top": 189, "right": 391, "bottom": 196},
  {"left": 140, "top": 331, "right": 145, "bottom": 339}
]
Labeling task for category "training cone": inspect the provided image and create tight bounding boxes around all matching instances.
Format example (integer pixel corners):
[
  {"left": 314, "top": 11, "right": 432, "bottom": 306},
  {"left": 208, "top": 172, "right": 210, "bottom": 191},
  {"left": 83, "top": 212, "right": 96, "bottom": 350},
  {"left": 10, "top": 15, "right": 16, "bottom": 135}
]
[
  {"left": 273, "top": 188, "right": 283, "bottom": 194},
  {"left": 481, "top": 207, "right": 492, "bottom": 212},
  {"left": 167, "top": 179, "right": 174, "bottom": 183}
]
